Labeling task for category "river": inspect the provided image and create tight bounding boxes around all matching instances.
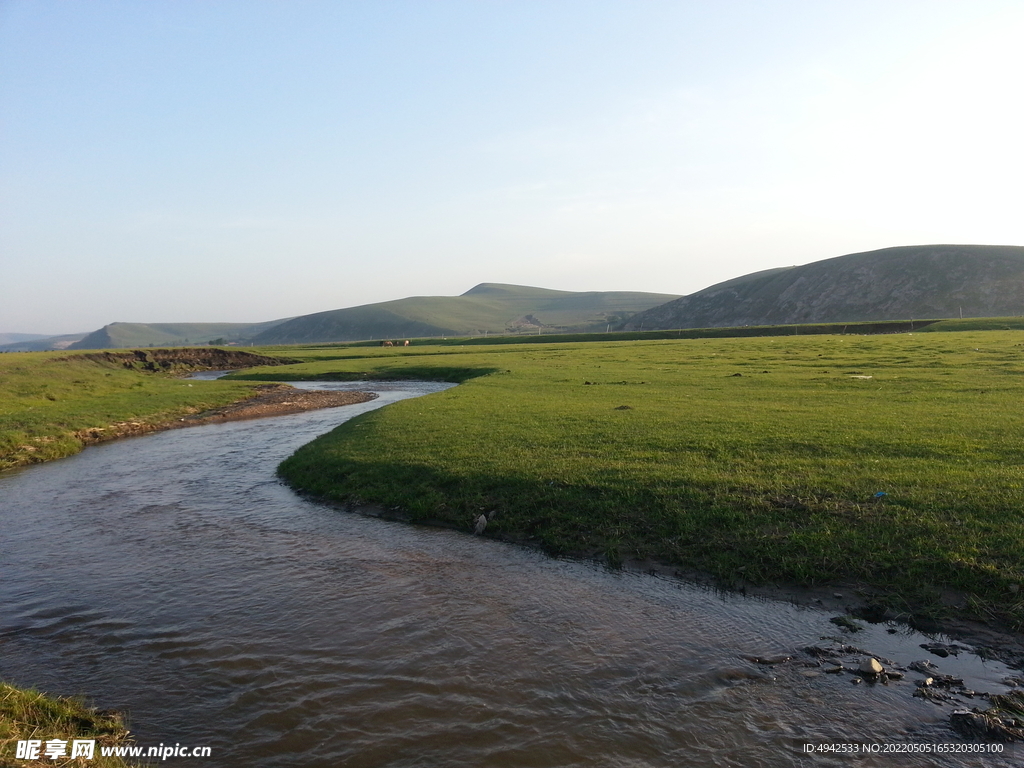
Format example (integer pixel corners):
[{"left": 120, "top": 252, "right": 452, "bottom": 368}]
[{"left": 0, "top": 381, "right": 1019, "bottom": 766}]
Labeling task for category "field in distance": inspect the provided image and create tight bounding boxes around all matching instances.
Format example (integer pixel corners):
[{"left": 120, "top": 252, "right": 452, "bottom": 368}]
[{"left": 233, "top": 330, "right": 1024, "bottom": 630}]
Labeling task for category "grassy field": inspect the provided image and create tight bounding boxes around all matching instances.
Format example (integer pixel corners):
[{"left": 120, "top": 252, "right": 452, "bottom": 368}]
[
  {"left": 0, "top": 352, "right": 266, "bottom": 471},
  {"left": 0, "top": 682, "right": 140, "bottom": 767},
  {"left": 233, "top": 330, "right": 1024, "bottom": 629},
  {"left": 258, "top": 315, "right": 1024, "bottom": 349}
]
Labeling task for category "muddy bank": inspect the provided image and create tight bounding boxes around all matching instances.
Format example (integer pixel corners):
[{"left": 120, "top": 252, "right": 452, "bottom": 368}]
[
  {"left": 171, "top": 385, "right": 377, "bottom": 425},
  {"left": 60, "top": 348, "right": 299, "bottom": 373},
  {"left": 620, "top": 558, "right": 1024, "bottom": 673},
  {"left": 75, "top": 386, "right": 376, "bottom": 446}
]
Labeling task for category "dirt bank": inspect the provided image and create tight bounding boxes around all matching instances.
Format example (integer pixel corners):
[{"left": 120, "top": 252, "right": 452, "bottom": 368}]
[
  {"left": 61, "top": 348, "right": 299, "bottom": 373},
  {"left": 171, "top": 385, "right": 377, "bottom": 425},
  {"left": 75, "top": 386, "right": 377, "bottom": 445},
  {"left": 621, "top": 557, "right": 1024, "bottom": 672}
]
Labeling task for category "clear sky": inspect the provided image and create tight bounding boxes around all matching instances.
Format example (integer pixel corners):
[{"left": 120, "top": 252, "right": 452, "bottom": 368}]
[{"left": 2, "top": 0, "right": 1023, "bottom": 335}]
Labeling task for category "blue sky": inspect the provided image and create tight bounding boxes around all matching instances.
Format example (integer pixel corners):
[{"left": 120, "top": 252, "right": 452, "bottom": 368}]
[{"left": 3, "top": 1, "right": 1023, "bottom": 334}]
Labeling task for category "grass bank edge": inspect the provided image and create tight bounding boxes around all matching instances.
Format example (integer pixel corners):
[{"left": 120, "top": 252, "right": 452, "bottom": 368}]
[
  {"left": 0, "top": 349, "right": 294, "bottom": 471},
  {"left": 280, "top": 442, "right": 1024, "bottom": 636},
  {"left": 267, "top": 334, "right": 1024, "bottom": 635},
  {"left": 0, "top": 681, "right": 142, "bottom": 767}
]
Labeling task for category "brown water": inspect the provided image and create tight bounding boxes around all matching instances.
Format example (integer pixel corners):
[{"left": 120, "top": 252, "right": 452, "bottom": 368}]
[{"left": 1, "top": 382, "right": 1019, "bottom": 767}]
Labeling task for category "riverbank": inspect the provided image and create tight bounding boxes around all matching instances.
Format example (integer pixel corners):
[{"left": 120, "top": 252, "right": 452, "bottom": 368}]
[
  {"left": 70, "top": 385, "right": 377, "bottom": 448},
  {"left": 0, "top": 681, "right": 140, "bottom": 767},
  {"left": 0, "top": 349, "right": 374, "bottom": 471},
  {"left": 253, "top": 332, "right": 1024, "bottom": 639},
  {"left": 620, "top": 557, "right": 1024, "bottom": 672},
  {"left": 172, "top": 385, "right": 377, "bottom": 424}
]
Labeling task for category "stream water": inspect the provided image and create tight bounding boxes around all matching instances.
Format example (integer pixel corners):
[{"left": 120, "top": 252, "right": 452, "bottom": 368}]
[{"left": 0, "top": 381, "right": 1019, "bottom": 766}]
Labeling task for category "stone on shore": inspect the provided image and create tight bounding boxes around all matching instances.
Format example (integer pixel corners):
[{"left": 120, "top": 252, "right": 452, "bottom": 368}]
[{"left": 859, "top": 657, "right": 884, "bottom": 676}]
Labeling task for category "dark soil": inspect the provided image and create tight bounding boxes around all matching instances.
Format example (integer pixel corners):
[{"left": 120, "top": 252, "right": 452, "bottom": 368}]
[
  {"left": 619, "top": 557, "right": 1024, "bottom": 672},
  {"left": 60, "top": 348, "right": 300, "bottom": 372}
]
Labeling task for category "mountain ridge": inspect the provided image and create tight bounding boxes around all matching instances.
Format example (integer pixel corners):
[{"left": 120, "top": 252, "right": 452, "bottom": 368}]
[{"left": 8, "top": 246, "right": 1024, "bottom": 351}]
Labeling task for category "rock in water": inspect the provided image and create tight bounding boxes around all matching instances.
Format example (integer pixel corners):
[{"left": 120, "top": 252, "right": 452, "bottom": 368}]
[
  {"left": 950, "top": 710, "right": 992, "bottom": 740},
  {"left": 859, "top": 657, "right": 884, "bottom": 676},
  {"left": 474, "top": 515, "right": 487, "bottom": 535}
]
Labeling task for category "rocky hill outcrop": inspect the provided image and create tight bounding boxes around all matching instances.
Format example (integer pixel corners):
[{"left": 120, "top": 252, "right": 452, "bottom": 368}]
[{"left": 624, "top": 245, "right": 1024, "bottom": 330}]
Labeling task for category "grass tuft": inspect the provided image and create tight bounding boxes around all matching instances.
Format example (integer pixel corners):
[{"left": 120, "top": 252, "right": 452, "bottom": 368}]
[{"left": 0, "top": 682, "right": 141, "bottom": 767}]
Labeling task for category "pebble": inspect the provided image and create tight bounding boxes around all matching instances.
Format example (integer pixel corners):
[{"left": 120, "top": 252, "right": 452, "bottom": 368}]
[{"left": 859, "top": 657, "right": 884, "bottom": 676}]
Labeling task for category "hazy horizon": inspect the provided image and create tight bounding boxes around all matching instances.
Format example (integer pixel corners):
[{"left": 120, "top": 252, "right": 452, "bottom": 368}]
[{"left": 3, "top": 1, "right": 1023, "bottom": 335}]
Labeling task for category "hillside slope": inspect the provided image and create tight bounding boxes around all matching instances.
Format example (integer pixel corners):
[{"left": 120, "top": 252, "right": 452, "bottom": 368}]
[
  {"left": 0, "top": 333, "right": 90, "bottom": 352},
  {"left": 624, "top": 245, "right": 1024, "bottom": 330},
  {"left": 68, "top": 319, "right": 290, "bottom": 350},
  {"left": 252, "top": 283, "right": 680, "bottom": 344},
  {"left": 0, "top": 333, "right": 50, "bottom": 345}
]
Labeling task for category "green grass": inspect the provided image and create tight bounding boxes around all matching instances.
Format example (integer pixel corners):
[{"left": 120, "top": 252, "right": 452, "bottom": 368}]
[
  {"left": 0, "top": 352, "right": 267, "bottom": 470},
  {"left": 255, "top": 330, "right": 1024, "bottom": 629},
  {"left": 922, "top": 317, "right": 1024, "bottom": 333},
  {"left": 254, "top": 314, "right": 1024, "bottom": 351},
  {"left": 0, "top": 682, "right": 141, "bottom": 767}
]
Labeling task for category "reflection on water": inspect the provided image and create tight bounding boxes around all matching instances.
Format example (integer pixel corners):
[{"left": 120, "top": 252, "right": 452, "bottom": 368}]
[{"left": 0, "top": 382, "right": 1018, "bottom": 767}]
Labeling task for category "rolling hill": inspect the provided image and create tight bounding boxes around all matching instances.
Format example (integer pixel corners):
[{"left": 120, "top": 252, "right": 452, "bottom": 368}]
[
  {"left": 13, "top": 245, "right": 1022, "bottom": 351},
  {"left": 0, "top": 333, "right": 91, "bottom": 352},
  {"left": 249, "top": 283, "right": 681, "bottom": 344},
  {"left": 0, "top": 333, "right": 52, "bottom": 345},
  {"left": 66, "top": 320, "right": 291, "bottom": 350},
  {"left": 623, "top": 244, "right": 1024, "bottom": 330}
]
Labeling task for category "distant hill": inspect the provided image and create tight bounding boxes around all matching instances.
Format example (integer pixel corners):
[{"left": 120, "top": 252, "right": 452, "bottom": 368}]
[
  {"left": 0, "top": 333, "right": 51, "bottom": 345},
  {"left": 251, "top": 283, "right": 681, "bottom": 344},
  {"left": 0, "top": 285, "right": 677, "bottom": 352},
  {"left": 0, "top": 333, "right": 90, "bottom": 352},
  {"left": 623, "top": 245, "right": 1024, "bottom": 330},
  {"left": 67, "top": 320, "right": 290, "bottom": 350},
  {"left": 19, "top": 247, "right": 1018, "bottom": 351}
]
